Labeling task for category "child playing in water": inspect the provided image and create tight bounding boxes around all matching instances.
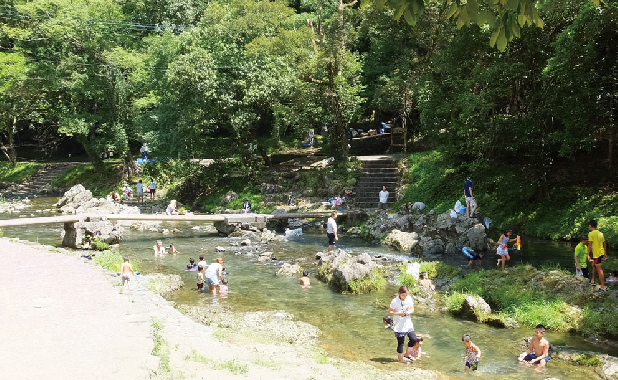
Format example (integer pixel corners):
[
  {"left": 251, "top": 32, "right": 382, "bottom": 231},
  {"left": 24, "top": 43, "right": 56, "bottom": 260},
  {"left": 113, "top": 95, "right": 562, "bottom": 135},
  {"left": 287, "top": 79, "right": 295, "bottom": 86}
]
[
  {"left": 168, "top": 244, "right": 178, "bottom": 255},
  {"left": 121, "top": 257, "right": 135, "bottom": 290},
  {"left": 197, "top": 256, "right": 208, "bottom": 269},
  {"left": 463, "top": 247, "right": 485, "bottom": 268},
  {"left": 406, "top": 337, "right": 424, "bottom": 360},
  {"left": 496, "top": 229, "right": 517, "bottom": 272},
  {"left": 383, "top": 316, "right": 394, "bottom": 330},
  {"left": 462, "top": 334, "right": 481, "bottom": 371},
  {"left": 219, "top": 278, "right": 229, "bottom": 296},
  {"left": 196, "top": 266, "right": 204, "bottom": 291},
  {"left": 300, "top": 270, "right": 311, "bottom": 288},
  {"left": 519, "top": 324, "right": 550, "bottom": 367},
  {"left": 186, "top": 258, "right": 197, "bottom": 271},
  {"left": 418, "top": 272, "right": 435, "bottom": 291}
]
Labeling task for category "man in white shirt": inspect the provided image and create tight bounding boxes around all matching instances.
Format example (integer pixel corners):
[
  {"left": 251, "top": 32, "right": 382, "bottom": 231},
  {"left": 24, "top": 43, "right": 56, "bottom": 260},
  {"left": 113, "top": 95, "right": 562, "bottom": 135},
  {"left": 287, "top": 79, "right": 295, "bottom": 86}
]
[
  {"left": 378, "top": 185, "right": 389, "bottom": 211},
  {"left": 326, "top": 211, "right": 338, "bottom": 252}
]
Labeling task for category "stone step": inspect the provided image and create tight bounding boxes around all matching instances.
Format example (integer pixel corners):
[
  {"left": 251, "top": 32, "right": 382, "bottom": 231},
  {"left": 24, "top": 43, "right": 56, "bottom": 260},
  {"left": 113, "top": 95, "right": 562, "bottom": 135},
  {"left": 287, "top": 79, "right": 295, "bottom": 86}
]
[{"left": 362, "top": 161, "right": 397, "bottom": 167}]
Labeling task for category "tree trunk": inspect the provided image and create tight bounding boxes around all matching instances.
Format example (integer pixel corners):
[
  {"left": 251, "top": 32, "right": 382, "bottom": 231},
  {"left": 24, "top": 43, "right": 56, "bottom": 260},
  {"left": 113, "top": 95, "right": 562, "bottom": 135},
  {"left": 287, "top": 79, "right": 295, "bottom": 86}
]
[
  {"left": 4, "top": 113, "right": 18, "bottom": 165},
  {"left": 123, "top": 151, "right": 142, "bottom": 179}
]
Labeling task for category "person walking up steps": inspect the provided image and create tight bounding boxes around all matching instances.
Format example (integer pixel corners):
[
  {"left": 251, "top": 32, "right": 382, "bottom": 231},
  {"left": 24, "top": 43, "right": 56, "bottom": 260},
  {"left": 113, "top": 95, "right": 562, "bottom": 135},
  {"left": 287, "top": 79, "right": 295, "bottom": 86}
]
[
  {"left": 327, "top": 211, "right": 338, "bottom": 252},
  {"left": 496, "top": 229, "right": 517, "bottom": 272},
  {"left": 588, "top": 219, "right": 608, "bottom": 292}
]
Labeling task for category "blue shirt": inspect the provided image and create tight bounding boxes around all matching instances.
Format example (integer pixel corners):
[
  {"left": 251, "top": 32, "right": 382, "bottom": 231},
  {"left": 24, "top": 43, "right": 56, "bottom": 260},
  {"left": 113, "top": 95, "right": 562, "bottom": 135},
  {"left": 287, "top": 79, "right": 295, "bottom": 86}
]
[{"left": 464, "top": 179, "right": 473, "bottom": 197}]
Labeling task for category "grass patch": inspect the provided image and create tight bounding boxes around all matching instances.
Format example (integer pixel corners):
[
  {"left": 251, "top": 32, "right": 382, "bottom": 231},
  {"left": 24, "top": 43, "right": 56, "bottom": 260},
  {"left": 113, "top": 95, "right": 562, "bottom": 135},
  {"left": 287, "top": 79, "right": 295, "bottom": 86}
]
[
  {"left": 92, "top": 250, "right": 139, "bottom": 273},
  {"left": 187, "top": 350, "right": 248, "bottom": 375},
  {"left": 348, "top": 268, "right": 387, "bottom": 293},
  {"left": 252, "top": 358, "right": 281, "bottom": 370},
  {"left": 151, "top": 318, "right": 171, "bottom": 374},
  {"left": 51, "top": 163, "right": 123, "bottom": 197},
  {"left": 0, "top": 162, "right": 42, "bottom": 182},
  {"left": 398, "top": 261, "right": 463, "bottom": 288},
  {"left": 446, "top": 292, "right": 467, "bottom": 313}
]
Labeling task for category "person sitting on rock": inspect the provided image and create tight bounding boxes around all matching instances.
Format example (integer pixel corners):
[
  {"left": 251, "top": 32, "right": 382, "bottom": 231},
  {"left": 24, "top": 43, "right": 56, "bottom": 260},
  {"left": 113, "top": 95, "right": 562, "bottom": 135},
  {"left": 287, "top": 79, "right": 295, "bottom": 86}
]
[
  {"left": 241, "top": 198, "right": 252, "bottom": 213},
  {"left": 122, "top": 184, "right": 132, "bottom": 200},
  {"left": 418, "top": 272, "right": 435, "bottom": 291},
  {"left": 607, "top": 270, "right": 618, "bottom": 284},
  {"left": 166, "top": 199, "right": 178, "bottom": 215},
  {"left": 518, "top": 324, "right": 550, "bottom": 367}
]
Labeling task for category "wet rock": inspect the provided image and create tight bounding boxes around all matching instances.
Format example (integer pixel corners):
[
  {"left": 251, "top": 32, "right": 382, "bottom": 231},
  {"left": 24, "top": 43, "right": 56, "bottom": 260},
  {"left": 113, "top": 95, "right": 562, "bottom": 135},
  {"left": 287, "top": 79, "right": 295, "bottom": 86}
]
[
  {"left": 383, "top": 230, "right": 419, "bottom": 252},
  {"left": 240, "top": 239, "right": 251, "bottom": 246},
  {"left": 455, "top": 295, "right": 491, "bottom": 321},
  {"left": 130, "top": 222, "right": 143, "bottom": 230},
  {"left": 215, "top": 246, "right": 226, "bottom": 252},
  {"left": 143, "top": 273, "right": 183, "bottom": 296},
  {"left": 316, "top": 249, "right": 383, "bottom": 293},
  {"left": 277, "top": 263, "right": 301, "bottom": 276},
  {"left": 258, "top": 251, "right": 273, "bottom": 262},
  {"left": 413, "top": 237, "right": 445, "bottom": 256},
  {"left": 220, "top": 190, "right": 238, "bottom": 206}
]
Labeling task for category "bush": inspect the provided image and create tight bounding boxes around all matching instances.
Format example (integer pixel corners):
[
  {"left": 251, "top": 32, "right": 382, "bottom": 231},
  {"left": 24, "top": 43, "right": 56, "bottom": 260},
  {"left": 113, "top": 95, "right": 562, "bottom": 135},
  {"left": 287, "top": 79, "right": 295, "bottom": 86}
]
[
  {"left": 51, "top": 163, "right": 123, "bottom": 197},
  {"left": 347, "top": 268, "right": 387, "bottom": 293},
  {"left": 92, "top": 238, "right": 110, "bottom": 251},
  {"left": 446, "top": 292, "right": 467, "bottom": 313}
]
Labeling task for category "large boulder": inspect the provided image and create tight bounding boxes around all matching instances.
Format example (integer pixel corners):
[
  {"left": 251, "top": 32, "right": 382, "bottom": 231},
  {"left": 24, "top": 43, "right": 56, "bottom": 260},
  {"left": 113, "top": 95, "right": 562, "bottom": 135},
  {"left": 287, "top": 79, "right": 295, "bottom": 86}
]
[
  {"left": 316, "top": 249, "right": 383, "bottom": 293},
  {"left": 460, "top": 295, "right": 492, "bottom": 319},
  {"left": 277, "top": 263, "right": 301, "bottom": 276},
  {"left": 467, "top": 223, "right": 487, "bottom": 251},
  {"left": 61, "top": 216, "right": 123, "bottom": 249},
  {"left": 55, "top": 184, "right": 139, "bottom": 215},
  {"left": 220, "top": 190, "right": 238, "bottom": 206},
  {"left": 383, "top": 230, "right": 419, "bottom": 252}
]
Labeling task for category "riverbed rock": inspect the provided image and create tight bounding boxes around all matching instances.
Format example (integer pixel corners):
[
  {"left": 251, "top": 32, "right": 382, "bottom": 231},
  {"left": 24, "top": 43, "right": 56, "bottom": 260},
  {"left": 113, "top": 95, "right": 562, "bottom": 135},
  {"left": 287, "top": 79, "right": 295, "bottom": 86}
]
[
  {"left": 258, "top": 251, "right": 274, "bottom": 262},
  {"left": 467, "top": 224, "right": 487, "bottom": 251},
  {"left": 240, "top": 239, "right": 251, "bottom": 246},
  {"left": 215, "top": 246, "right": 226, "bottom": 252},
  {"left": 277, "top": 263, "right": 301, "bottom": 276},
  {"left": 220, "top": 190, "right": 238, "bottom": 206},
  {"left": 383, "top": 230, "right": 419, "bottom": 252},
  {"left": 143, "top": 273, "right": 184, "bottom": 296},
  {"left": 457, "top": 295, "right": 492, "bottom": 321},
  {"left": 61, "top": 216, "right": 123, "bottom": 249},
  {"left": 316, "top": 249, "right": 383, "bottom": 293}
]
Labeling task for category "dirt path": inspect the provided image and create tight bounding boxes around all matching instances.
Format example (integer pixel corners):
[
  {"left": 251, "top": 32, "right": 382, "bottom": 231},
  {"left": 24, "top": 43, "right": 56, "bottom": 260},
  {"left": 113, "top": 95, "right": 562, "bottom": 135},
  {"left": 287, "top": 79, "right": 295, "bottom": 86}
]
[{"left": 0, "top": 239, "right": 438, "bottom": 380}]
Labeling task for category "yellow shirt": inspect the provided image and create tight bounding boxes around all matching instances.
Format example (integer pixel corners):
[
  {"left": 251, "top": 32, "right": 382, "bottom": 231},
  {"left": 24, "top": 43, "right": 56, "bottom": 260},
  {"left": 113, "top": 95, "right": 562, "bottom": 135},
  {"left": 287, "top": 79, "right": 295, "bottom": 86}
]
[{"left": 588, "top": 229, "right": 606, "bottom": 259}]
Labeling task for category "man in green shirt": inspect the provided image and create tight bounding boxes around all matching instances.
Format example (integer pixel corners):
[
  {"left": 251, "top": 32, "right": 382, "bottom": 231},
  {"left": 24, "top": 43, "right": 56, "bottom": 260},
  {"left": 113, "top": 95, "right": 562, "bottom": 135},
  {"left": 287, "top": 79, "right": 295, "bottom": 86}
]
[{"left": 574, "top": 235, "right": 589, "bottom": 279}]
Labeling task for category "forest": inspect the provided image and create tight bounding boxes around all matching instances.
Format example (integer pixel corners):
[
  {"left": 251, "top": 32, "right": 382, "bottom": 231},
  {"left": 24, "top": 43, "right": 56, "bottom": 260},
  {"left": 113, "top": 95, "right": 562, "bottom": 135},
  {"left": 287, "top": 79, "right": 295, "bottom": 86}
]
[{"left": 1, "top": 0, "right": 617, "bottom": 239}]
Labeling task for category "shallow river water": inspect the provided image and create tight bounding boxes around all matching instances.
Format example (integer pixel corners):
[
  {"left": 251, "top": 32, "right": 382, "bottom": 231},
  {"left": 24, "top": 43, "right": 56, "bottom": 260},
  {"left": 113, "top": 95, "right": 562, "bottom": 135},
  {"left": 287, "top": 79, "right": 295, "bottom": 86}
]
[{"left": 4, "top": 197, "right": 618, "bottom": 379}]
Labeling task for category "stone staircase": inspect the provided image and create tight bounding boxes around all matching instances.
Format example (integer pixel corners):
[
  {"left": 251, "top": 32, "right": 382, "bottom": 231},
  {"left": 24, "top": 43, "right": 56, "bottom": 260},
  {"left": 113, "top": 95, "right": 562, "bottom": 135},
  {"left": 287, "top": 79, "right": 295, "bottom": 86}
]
[
  {"left": 1, "top": 162, "right": 78, "bottom": 199},
  {"left": 354, "top": 157, "right": 400, "bottom": 209}
]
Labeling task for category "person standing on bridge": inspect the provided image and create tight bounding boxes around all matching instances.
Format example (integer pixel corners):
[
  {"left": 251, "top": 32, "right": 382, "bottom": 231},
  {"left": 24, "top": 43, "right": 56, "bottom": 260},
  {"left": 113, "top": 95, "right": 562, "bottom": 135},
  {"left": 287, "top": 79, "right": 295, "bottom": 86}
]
[{"left": 327, "top": 211, "right": 338, "bottom": 252}]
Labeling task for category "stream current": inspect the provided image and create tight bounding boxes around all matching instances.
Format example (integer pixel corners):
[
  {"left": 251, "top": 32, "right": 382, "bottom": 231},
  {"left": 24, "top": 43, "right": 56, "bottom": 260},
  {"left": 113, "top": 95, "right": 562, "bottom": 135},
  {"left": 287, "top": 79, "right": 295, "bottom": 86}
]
[{"left": 4, "top": 197, "right": 618, "bottom": 379}]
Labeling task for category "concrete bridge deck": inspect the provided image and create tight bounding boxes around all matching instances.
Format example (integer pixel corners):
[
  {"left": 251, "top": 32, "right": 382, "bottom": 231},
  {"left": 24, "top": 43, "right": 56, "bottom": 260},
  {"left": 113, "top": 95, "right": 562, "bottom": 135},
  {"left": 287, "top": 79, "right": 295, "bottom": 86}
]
[{"left": 0, "top": 212, "right": 345, "bottom": 228}]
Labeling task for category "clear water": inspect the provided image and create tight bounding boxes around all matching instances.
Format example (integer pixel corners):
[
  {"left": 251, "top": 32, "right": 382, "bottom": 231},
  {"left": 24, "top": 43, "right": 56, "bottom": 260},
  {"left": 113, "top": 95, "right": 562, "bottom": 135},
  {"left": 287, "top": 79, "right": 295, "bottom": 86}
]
[{"left": 3, "top": 198, "right": 616, "bottom": 379}]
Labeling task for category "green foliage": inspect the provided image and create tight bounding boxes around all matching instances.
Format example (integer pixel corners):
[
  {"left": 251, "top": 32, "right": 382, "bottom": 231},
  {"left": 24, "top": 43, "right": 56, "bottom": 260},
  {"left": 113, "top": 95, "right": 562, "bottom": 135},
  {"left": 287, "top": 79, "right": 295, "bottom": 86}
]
[
  {"left": 419, "top": 261, "right": 464, "bottom": 279},
  {"left": 51, "top": 163, "right": 123, "bottom": 197},
  {"left": 92, "top": 250, "right": 139, "bottom": 273},
  {"left": 348, "top": 268, "right": 387, "bottom": 293},
  {"left": 446, "top": 292, "right": 467, "bottom": 313},
  {"left": 573, "top": 354, "right": 602, "bottom": 367},
  {"left": 92, "top": 238, "right": 110, "bottom": 251},
  {"left": 0, "top": 162, "right": 42, "bottom": 183}
]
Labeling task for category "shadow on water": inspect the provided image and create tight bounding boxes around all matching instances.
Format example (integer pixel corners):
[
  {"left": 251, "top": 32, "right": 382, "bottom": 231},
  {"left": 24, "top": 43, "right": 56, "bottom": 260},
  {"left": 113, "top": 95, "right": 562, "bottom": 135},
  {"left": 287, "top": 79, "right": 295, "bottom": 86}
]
[{"left": 3, "top": 198, "right": 617, "bottom": 379}]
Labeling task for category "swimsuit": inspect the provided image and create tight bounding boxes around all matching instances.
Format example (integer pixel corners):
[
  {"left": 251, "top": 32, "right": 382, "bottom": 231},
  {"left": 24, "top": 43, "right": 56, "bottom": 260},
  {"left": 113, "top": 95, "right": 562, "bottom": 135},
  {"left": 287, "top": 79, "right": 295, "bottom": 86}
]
[
  {"left": 464, "top": 347, "right": 479, "bottom": 370},
  {"left": 523, "top": 353, "right": 550, "bottom": 363}
]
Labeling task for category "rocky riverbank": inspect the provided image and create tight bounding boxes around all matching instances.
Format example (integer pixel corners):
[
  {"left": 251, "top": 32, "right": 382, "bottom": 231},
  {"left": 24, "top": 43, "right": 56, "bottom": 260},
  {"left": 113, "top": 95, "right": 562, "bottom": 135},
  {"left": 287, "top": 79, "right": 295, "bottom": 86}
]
[{"left": 0, "top": 238, "right": 438, "bottom": 380}]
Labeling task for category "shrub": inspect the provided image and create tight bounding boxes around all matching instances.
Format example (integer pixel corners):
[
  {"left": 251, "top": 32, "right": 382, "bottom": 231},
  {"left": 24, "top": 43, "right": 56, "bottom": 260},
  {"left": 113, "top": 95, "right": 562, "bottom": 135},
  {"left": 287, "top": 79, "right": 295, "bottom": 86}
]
[
  {"left": 446, "top": 292, "right": 467, "bottom": 313},
  {"left": 348, "top": 268, "right": 387, "bottom": 293},
  {"left": 92, "top": 238, "right": 110, "bottom": 251}
]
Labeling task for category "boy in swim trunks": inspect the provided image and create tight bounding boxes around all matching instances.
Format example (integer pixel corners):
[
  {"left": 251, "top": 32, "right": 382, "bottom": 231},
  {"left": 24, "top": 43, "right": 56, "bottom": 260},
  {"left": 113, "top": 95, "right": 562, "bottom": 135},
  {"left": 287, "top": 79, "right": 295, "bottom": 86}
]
[
  {"left": 121, "top": 257, "right": 135, "bottom": 290},
  {"left": 518, "top": 324, "right": 550, "bottom": 367},
  {"left": 196, "top": 266, "right": 205, "bottom": 291}
]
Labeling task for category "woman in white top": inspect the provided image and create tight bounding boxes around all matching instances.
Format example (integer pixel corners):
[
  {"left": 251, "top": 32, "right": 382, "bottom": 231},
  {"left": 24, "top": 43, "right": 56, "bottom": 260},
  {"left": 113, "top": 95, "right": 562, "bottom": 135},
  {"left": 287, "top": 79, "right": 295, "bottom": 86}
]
[
  {"left": 153, "top": 240, "right": 166, "bottom": 255},
  {"left": 388, "top": 285, "right": 417, "bottom": 362},
  {"left": 166, "top": 200, "right": 178, "bottom": 215},
  {"left": 204, "top": 258, "right": 224, "bottom": 296}
]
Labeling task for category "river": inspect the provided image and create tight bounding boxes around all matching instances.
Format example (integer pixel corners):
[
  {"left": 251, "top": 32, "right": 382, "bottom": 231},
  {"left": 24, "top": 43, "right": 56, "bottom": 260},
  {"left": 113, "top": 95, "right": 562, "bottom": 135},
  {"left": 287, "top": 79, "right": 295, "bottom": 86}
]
[{"left": 3, "top": 197, "right": 617, "bottom": 379}]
